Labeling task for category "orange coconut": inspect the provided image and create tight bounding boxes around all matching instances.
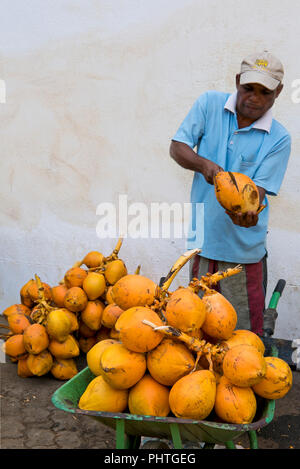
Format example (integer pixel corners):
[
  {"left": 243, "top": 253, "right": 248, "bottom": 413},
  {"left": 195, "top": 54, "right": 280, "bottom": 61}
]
[
  {"left": 165, "top": 287, "right": 206, "bottom": 336},
  {"left": 20, "top": 279, "right": 35, "bottom": 307},
  {"left": 48, "top": 335, "right": 80, "bottom": 359},
  {"left": 169, "top": 370, "right": 216, "bottom": 420},
  {"left": 46, "top": 308, "right": 73, "bottom": 343},
  {"left": 79, "top": 321, "right": 96, "bottom": 338},
  {"left": 201, "top": 291, "right": 237, "bottom": 340},
  {"left": 105, "top": 286, "right": 115, "bottom": 304},
  {"left": 147, "top": 338, "right": 195, "bottom": 386},
  {"left": 78, "top": 336, "right": 98, "bottom": 354},
  {"left": 64, "top": 287, "right": 88, "bottom": 313},
  {"left": 17, "top": 357, "right": 34, "bottom": 378},
  {"left": 109, "top": 327, "right": 120, "bottom": 340},
  {"left": 187, "top": 327, "right": 204, "bottom": 340},
  {"left": 87, "top": 339, "right": 120, "bottom": 376},
  {"left": 104, "top": 259, "right": 128, "bottom": 285},
  {"left": 99, "top": 343, "right": 146, "bottom": 389},
  {"left": 3, "top": 334, "right": 27, "bottom": 359},
  {"left": 112, "top": 274, "right": 157, "bottom": 311},
  {"left": 128, "top": 374, "right": 170, "bottom": 417},
  {"left": 23, "top": 324, "right": 49, "bottom": 355},
  {"left": 95, "top": 327, "right": 111, "bottom": 342},
  {"left": 27, "top": 281, "right": 52, "bottom": 303},
  {"left": 82, "top": 273, "right": 106, "bottom": 301},
  {"left": 101, "top": 303, "right": 124, "bottom": 329},
  {"left": 81, "top": 300, "right": 105, "bottom": 331},
  {"left": 115, "top": 306, "right": 164, "bottom": 353},
  {"left": 222, "top": 329, "right": 265, "bottom": 355},
  {"left": 51, "top": 284, "right": 68, "bottom": 308},
  {"left": 8, "top": 313, "right": 31, "bottom": 334},
  {"left": 252, "top": 356, "right": 293, "bottom": 400},
  {"left": 51, "top": 358, "right": 78, "bottom": 380},
  {"left": 64, "top": 267, "right": 88, "bottom": 288},
  {"left": 223, "top": 344, "right": 266, "bottom": 387},
  {"left": 3, "top": 303, "right": 31, "bottom": 318},
  {"left": 78, "top": 375, "right": 128, "bottom": 412},
  {"left": 63, "top": 309, "right": 79, "bottom": 332},
  {"left": 214, "top": 171, "right": 260, "bottom": 214},
  {"left": 82, "top": 251, "right": 104, "bottom": 268},
  {"left": 215, "top": 375, "right": 257, "bottom": 424},
  {"left": 27, "top": 350, "right": 53, "bottom": 376}
]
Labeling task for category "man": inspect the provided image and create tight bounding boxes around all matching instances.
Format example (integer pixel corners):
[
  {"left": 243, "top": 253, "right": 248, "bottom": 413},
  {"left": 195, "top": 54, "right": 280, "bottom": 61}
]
[{"left": 170, "top": 51, "right": 291, "bottom": 335}]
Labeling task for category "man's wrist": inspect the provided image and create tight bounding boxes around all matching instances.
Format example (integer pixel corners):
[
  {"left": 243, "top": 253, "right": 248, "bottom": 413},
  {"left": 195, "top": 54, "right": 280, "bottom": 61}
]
[{"left": 194, "top": 155, "right": 207, "bottom": 174}]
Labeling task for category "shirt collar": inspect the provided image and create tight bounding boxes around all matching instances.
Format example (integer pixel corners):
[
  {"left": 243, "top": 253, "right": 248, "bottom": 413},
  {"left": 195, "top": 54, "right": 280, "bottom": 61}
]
[{"left": 224, "top": 91, "right": 273, "bottom": 134}]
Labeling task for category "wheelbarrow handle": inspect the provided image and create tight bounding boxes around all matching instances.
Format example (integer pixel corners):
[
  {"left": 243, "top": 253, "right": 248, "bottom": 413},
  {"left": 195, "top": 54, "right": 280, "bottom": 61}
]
[
  {"left": 263, "top": 279, "right": 286, "bottom": 338},
  {"left": 268, "top": 279, "right": 286, "bottom": 310}
]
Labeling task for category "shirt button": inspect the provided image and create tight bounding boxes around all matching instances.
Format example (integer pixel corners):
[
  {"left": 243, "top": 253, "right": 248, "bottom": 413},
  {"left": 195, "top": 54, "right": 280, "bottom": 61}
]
[
  {"left": 230, "top": 141, "right": 234, "bottom": 144},
  {"left": 234, "top": 131, "right": 238, "bottom": 135}
]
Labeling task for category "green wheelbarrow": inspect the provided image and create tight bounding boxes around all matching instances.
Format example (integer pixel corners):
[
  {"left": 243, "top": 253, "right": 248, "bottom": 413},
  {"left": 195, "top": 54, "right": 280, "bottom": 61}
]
[
  {"left": 51, "top": 279, "right": 285, "bottom": 450},
  {"left": 51, "top": 360, "right": 276, "bottom": 450}
]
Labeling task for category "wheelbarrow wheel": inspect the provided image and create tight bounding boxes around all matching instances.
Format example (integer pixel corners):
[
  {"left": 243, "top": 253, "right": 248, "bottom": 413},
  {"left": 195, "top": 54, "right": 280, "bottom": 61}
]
[{"left": 140, "top": 438, "right": 171, "bottom": 449}]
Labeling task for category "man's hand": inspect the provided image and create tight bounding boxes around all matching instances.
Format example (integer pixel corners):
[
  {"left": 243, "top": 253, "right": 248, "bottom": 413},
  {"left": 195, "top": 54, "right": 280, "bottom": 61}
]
[
  {"left": 201, "top": 160, "right": 224, "bottom": 185},
  {"left": 225, "top": 210, "right": 259, "bottom": 228},
  {"left": 225, "top": 186, "right": 266, "bottom": 228}
]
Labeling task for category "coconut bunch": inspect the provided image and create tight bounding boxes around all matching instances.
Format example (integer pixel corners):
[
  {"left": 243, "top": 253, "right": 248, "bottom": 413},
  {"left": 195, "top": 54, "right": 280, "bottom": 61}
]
[
  {"left": 79, "top": 249, "right": 201, "bottom": 414},
  {"left": 1, "top": 275, "right": 81, "bottom": 380},
  {"left": 78, "top": 255, "right": 293, "bottom": 425},
  {"left": 51, "top": 237, "right": 130, "bottom": 354},
  {"left": 0, "top": 238, "right": 131, "bottom": 380}
]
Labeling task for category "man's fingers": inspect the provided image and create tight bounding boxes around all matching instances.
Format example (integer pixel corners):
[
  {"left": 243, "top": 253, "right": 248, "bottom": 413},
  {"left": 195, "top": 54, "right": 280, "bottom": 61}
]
[
  {"left": 225, "top": 210, "right": 258, "bottom": 228},
  {"left": 245, "top": 211, "right": 258, "bottom": 226}
]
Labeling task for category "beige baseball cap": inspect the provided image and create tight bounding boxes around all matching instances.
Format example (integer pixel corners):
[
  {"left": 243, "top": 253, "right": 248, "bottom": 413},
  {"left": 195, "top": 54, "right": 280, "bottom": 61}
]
[{"left": 240, "top": 50, "right": 284, "bottom": 90}]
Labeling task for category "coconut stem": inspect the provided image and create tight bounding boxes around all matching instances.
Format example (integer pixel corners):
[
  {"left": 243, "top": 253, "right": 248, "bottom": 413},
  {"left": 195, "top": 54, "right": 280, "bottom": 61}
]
[
  {"left": 142, "top": 319, "right": 227, "bottom": 370},
  {"left": 34, "top": 275, "right": 53, "bottom": 312},
  {"left": 160, "top": 248, "right": 201, "bottom": 293},
  {"left": 109, "top": 237, "right": 123, "bottom": 259},
  {"left": 31, "top": 275, "right": 55, "bottom": 324},
  {"left": 257, "top": 204, "right": 266, "bottom": 214},
  {"left": 88, "top": 265, "right": 105, "bottom": 273},
  {"left": 189, "top": 265, "right": 242, "bottom": 294}
]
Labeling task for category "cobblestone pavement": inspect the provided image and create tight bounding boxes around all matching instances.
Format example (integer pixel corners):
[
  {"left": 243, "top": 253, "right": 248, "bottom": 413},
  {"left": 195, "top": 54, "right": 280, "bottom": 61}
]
[
  {"left": 0, "top": 356, "right": 116, "bottom": 449},
  {"left": 1, "top": 355, "right": 299, "bottom": 449}
]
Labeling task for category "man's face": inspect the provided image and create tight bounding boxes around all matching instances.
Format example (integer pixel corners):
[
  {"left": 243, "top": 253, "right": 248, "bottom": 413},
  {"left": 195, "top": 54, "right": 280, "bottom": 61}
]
[{"left": 235, "top": 74, "right": 283, "bottom": 122}]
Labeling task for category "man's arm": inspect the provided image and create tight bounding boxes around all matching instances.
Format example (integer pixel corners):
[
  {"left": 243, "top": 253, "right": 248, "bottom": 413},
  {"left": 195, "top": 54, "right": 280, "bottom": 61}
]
[{"left": 169, "top": 140, "right": 223, "bottom": 185}]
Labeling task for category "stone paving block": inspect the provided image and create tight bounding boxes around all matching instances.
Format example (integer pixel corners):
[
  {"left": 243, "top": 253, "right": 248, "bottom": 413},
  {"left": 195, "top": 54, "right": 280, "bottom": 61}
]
[
  {"left": 25, "top": 428, "right": 56, "bottom": 448},
  {"left": 1, "top": 416, "right": 25, "bottom": 439},
  {"left": 22, "top": 406, "right": 51, "bottom": 423},
  {"left": 1, "top": 438, "right": 26, "bottom": 449},
  {"left": 55, "top": 430, "right": 90, "bottom": 449},
  {"left": 51, "top": 411, "right": 84, "bottom": 432}
]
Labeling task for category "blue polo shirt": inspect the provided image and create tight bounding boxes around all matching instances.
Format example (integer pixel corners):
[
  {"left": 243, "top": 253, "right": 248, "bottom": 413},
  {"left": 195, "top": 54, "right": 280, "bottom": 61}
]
[{"left": 173, "top": 91, "right": 291, "bottom": 263}]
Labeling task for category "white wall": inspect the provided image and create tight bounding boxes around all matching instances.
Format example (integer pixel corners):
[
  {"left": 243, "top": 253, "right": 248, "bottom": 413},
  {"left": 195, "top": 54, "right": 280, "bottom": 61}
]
[{"left": 0, "top": 0, "right": 299, "bottom": 339}]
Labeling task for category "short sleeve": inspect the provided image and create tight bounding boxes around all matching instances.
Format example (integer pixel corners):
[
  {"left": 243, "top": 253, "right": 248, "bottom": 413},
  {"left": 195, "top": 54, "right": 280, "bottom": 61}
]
[
  {"left": 253, "top": 134, "right": 291, "bottom": 196},
  {"left": 172, "top": 92, "right": 208, "bottom": 150}
]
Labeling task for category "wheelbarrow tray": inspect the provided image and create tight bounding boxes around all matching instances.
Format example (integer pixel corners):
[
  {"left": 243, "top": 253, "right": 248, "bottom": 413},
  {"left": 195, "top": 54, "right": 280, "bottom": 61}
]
[{"left": 52, "top": 366, "right": 275, "bottom": 448}]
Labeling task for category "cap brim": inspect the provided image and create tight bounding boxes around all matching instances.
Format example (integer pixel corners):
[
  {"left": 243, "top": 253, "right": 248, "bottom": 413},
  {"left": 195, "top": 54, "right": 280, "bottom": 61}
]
[{"left": 240, "top": 70, "right": 280, "bottom": 90}]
